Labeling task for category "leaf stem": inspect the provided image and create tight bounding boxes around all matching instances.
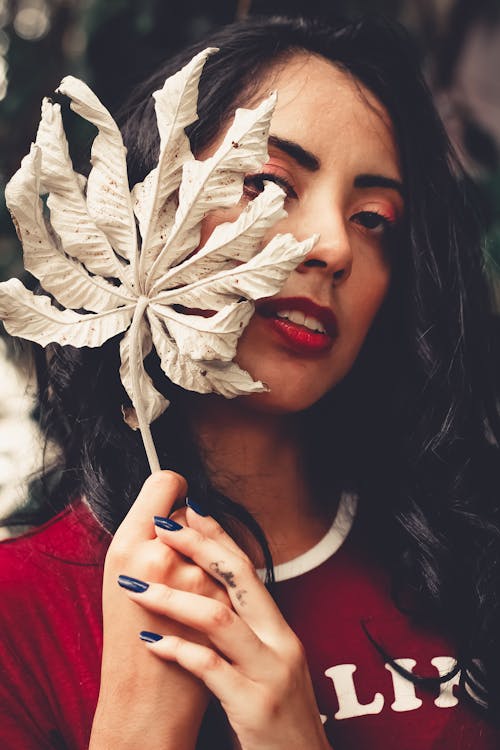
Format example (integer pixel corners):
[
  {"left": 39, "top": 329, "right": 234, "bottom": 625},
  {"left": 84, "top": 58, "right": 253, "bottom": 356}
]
[{"left": 129, "top": 296, "right": 161, "bottom": 473}]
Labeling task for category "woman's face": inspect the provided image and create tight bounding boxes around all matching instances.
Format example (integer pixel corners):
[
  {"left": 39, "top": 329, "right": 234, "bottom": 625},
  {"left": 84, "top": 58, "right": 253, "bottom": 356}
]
[{"left": 199, "top": 53, "right": 404, "bottom": 413}]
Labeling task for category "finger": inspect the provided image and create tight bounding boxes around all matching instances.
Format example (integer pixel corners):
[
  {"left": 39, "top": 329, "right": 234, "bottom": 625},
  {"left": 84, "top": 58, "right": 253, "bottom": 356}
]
[
  {"left": 142, "top": 633, "right": 248, "bottom": 707},
  {"left": 184, "top": 501, "right": 247, "bottom": 558},
  {"left": 169, "top": 507, "right": 189, "bottom": 530},
  {"left": 153, "top": 520, "right": 285, "bottom": 639},
  {"left": 117, "top": 471, "right": 187, "bottom": 542},
  {"left": 124, "top": 581, "right": 269, "bottom": 676}
]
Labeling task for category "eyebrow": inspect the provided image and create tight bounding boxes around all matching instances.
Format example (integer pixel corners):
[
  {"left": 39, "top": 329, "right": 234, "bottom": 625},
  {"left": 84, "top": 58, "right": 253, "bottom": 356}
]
[
  {"left": 268, "top": 135, "right": 404, "bottom": 197},
  {"left": 268, "top": 135, "right": 320, "bottom": 171},
  {"left": 354, "top": 174, "right": 404, "bottom": 197}
]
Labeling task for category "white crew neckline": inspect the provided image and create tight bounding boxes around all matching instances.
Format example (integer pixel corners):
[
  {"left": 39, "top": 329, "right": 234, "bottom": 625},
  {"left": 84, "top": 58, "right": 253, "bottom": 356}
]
[{"left": 257, "top": 491, "right": 357, "bottom": 583}]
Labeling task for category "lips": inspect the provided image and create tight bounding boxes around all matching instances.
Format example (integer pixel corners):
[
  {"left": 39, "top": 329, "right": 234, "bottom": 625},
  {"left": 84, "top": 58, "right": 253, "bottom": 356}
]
[{"left": 257, "top": 297, "right": 338, "bottom": 354}]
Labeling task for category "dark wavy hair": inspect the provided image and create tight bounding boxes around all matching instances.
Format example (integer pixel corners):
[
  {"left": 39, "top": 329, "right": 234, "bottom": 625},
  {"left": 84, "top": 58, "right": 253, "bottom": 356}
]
[{"left": 21, "top": 12, "right": 500, "bottom": 731}]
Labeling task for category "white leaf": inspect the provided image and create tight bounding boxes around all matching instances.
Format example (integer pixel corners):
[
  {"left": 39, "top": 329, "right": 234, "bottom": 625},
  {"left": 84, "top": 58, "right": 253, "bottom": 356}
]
[
  {"left": 149, "top": 311, "right": 266, "bottom": 396},
  {"left": 132, "top": 172, "right": 178, "bottom": 264},
  {"left": 57, "top": 76, "right": 138, "bottom": 267},
  {"left": 155, "top": 48, "right": 217, "bottom": 147},
  {"left": 147, "top": 92, "right": 277, "bottom": 294},
  {"left": 5, "top": 146, "right": 133, "bottom": 313},
  {"left": 155, "top": 232, "right": 317, "bottom": 310},
  {"left": 135, "top": 48, "right": 217, "bottom": 276},
  {"left": 155, "top": 182, "right": 286, "bottom": 289},
  {"left": 119, "top": 320, "right": 169, "bottom": 426},
  {"left": 0, "top": 278, "right": 134, "bottom": 348},
  {"left": 150, "top": 300, "right": 254, "bottom": 361},
  {"left": 35, "top": 98, "right": 133, "bottom": 288},
  {"left": 1, "top": 49, "right": 316, "bottom": 464}
]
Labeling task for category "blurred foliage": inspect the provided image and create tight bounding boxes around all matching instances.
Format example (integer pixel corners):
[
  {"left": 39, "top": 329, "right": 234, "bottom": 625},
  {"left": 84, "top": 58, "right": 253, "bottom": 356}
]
[{"left": 0, "top": 0, "right": 499, "bottom": 302}]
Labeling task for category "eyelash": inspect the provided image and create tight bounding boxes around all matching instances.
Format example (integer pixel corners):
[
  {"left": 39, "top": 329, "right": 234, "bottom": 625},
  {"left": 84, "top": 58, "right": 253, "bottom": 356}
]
[
  {"left": 243, "top": 172, "right": 297, "bottom": 200},
  {"left": 243, "top": 173, "right": 397, "bottom": 236},
  {"left": 351, "top": 211, "right": 396, "bottom": 236}
]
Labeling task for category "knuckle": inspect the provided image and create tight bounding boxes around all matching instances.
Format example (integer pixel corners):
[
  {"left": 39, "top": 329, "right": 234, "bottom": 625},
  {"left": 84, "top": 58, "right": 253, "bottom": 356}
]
[
  {"left": 281, "top": 664, "right": 298, "bottom": 693},
  {"left": 199, "top": 648, "right": 222, "bottom": 672},
  {"left": 207, "top": 518, "right": 226, "bottom": 539},
  {"left": 208, "top": 603, "right": 234, "bottom": 630},
  {"left": 255, "top": 689, "right": 280, "bottom": 721},
  {"left": 216, "top": 589, "right": 233, "bottom": 607},
  {"left": 138, "top": 546, "right": 168, "bottom": 580},
  {"left": 275, "top": 661, "right": 295, "bottom": 689},
  {"left": 286, "top": 635, "right": 306, "bottom": 664},
  {"left": 116, "top": 542, "right": 174, "bottom": 582},
  {"left": 169, "top": 635, "right": 183, "bottom": 655},
  {"left": 234, "top": 555, "right": 257, "bottom": 582},
  {"left": 186, "top": 565, "right": 208, "bottom": 593},
  {"left": 157, "top": 584, "right": 174, "bottom": 607},
  {"left": 173, "top": 563, "right": 206, "bottom": 593},
  {"left": 271, "top": 648, "right": 305, "bottom": 691},
  {"left": 170, "top": 507, "right": 188, "bottom": 525},
  {"left": 145, "top": 470, "right": 188, "bottom": 497},
  {"left": 143, "top": 471, "right": 170, "bottom": 493},
  {"left": 105, "top": 538, "right": 131, "bottom": 568}
]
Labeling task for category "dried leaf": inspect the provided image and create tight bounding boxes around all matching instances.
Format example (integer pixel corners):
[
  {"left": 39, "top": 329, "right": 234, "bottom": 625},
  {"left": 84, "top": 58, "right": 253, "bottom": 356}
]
[
  {"left": 121, "top": 405, "right": 139, "bottom": 430},
  {"left": 0, "top": 278, "right": 134, "bottom": 347},
  {"left": 0, "top": 49, "right": 316, "bottom": 472},
  {"left": 154, "top": 232, "right": 318, "bottom": 311},
  {"left": 147, "top": 93, "right": 278, "bottom": 292},
  {"left": 5, "top": 146, "right": 133, "bottom": 313},
  {"left": 35, "top": 98, "right": 133, "bottom": 288},
  {"left": 151, "top": 301, "right": 254, "bottom": 361},
  {"left": 135, "top": 48, "right": 218, "bottom": 275},
  {"left": 161, "top": 181, "right": 286, "bottom": 287},
  {"left": 149, "top": 312, "right": 266, "bottom": 397},
  {"left": 57, "top": 76, "right": 138, "bottom": 267},
  {"left": 120, "top": 317, "right": 169, "bottom": 425}
]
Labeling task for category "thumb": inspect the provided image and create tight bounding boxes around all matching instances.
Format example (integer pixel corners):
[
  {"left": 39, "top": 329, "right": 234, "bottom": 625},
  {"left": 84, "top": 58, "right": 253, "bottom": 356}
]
[{"left": 115, "top": 470, "right": 188, "bottom": 543}]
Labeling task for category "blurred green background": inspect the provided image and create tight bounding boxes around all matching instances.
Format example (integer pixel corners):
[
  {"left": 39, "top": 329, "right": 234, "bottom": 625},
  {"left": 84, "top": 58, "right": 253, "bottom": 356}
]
[{"left": 0, "top": 0, "right": 499, "bottom": 304}]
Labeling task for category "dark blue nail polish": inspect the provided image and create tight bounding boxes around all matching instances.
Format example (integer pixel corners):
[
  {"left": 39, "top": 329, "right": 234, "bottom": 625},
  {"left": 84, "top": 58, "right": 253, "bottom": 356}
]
[
  {"left": 140, "top": 631, "right": 163, "bottom": 643},
  {"left": 154, "top": 516, "right": 183, "bottom": 531},
  {"left": 118, "top": 575, "right": 149, "bottom": 593},
  {"left": 186, "top": 497, "right": 208, "bottom": 517}
]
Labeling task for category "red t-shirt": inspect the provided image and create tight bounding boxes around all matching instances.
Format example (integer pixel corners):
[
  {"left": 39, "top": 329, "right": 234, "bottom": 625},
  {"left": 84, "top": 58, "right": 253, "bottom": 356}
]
[
  {"left": 0, "top": 496, "right": 498, "bottom": 749},
  {"left": 0, "top": 501, "right": 109, "bottom": 750},
  {"left": 269, "top": 495, "right": 499, "bottom": 749}
]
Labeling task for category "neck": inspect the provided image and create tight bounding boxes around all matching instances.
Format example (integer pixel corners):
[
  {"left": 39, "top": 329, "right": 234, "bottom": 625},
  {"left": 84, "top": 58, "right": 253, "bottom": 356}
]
[{"left": 186, "top": 395, "right": 336, "bottom": 565}]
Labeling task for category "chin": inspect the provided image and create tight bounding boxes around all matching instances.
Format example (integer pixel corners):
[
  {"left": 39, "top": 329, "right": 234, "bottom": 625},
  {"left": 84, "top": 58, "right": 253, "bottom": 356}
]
[{"left": 235, "top": 375, "right": 337, "bottom": 415}]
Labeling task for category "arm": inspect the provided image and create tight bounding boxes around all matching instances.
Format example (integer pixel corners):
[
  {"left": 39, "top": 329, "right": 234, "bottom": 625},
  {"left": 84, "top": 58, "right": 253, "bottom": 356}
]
[
  {"left": 120, "top": 505, "right": 332, "bottom": 750},
  {"left": 89, "top": 472, "right": 230, "bottom": 750}
]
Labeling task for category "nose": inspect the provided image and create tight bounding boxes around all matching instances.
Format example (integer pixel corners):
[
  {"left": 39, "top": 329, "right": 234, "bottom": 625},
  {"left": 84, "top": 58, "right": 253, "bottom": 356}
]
[{"left": 295, "top": 207, "right": 353, "bottom": 285}]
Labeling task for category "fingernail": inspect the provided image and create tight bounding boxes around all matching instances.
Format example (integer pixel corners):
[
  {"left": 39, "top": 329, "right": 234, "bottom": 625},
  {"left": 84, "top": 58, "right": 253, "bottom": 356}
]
[
  {"left": 186, "top": 497, "right": 208, "bottom": 517},
  {"left": 140, "top": 631, "right": 163, "bottom": 643},
  {"left": 118, "top": 575, "right": 149, "bottom": 593},
  {"left": 154, "top": 516, "right": 183, "bottom": 531}
]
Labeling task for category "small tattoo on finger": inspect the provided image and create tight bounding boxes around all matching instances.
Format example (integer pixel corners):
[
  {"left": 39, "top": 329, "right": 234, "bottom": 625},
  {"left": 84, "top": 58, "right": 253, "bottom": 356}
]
[
  {"left": 209, "top": 561, "right": 236, "bottom": 588},
  {"left": 235, "top": 589, "right": 248, "bottom": 606}
]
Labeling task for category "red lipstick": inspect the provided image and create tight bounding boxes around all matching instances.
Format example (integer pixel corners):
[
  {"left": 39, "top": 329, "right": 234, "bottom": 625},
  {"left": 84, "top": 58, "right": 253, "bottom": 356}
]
[{"left": 257, "top": 297, "right": 338, "bottom": 355}]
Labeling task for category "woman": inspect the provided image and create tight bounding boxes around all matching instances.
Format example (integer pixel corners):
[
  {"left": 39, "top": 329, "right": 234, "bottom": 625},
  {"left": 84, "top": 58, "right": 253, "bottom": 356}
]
[{"left": 1, "top": 13, "right": 500, "bottom": 750}]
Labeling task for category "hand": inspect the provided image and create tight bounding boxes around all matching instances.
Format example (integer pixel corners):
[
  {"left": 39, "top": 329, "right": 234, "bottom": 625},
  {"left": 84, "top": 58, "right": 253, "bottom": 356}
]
[
  {"left": 121, "top": 506, "right": 331, "bottom": 750},
  {"left": 89, "top": 471, "right": 230, "bottom": 750}
]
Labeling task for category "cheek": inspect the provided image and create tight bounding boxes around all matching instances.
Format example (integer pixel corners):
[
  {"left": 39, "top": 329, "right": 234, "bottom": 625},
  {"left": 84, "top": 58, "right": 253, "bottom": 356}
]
[
  {"left": 197, "top": 206, "right": 243, "bottom": 250},
  {"left": 350, "top": 262, "right": 391, "bottom": 338},
  {"left": 369, "top": 266, "right": 390, "bottom": 311},
  {"left": 371, "top": 260, "right": 391, "bottom": 310}
]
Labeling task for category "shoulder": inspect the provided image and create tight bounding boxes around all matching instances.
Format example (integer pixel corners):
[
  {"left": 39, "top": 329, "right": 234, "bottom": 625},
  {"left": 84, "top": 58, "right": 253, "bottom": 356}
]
[
  {"left": 0, "top": 497, "right": 110, "bottom": 662},
  {"left": 0, "top": 499, "right": 111, "bottom": 590},
  {"left": 0, "top": 500, "right": 110, "bottom": 748}
]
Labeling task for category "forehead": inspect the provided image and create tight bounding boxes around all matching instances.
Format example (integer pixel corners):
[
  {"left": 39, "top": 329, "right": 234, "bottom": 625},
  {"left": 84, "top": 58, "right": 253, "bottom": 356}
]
[{"left": 249, "top": 52, "right": 400, "bottom": 175}]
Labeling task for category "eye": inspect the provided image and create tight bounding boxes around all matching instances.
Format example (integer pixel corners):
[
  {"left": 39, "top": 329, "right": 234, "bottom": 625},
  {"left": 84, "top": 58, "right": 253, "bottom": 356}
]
[
  {"left": 243, "top": 172, "right": 297, "bottom": 201},
  {"left": 351, "top": 210, "right": 395, "bottom": 235}
]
